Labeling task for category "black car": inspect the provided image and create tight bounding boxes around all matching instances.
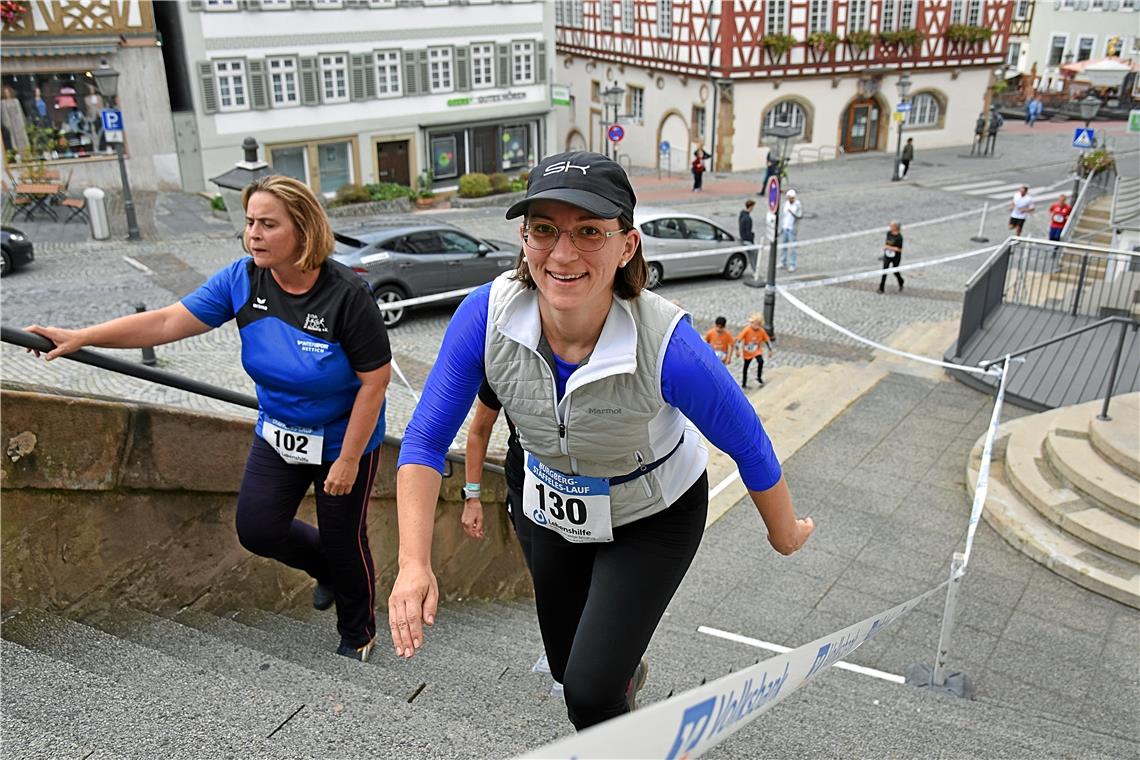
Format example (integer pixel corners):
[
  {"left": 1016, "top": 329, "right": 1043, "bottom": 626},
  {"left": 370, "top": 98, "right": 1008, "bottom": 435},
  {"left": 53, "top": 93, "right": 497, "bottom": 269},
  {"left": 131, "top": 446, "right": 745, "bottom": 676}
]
[
  {"left": 1, "top": 226, "right": 34, "bottom": 277},
  {"left": 332, "top": 219, "right": 517, "bottom": 327}
]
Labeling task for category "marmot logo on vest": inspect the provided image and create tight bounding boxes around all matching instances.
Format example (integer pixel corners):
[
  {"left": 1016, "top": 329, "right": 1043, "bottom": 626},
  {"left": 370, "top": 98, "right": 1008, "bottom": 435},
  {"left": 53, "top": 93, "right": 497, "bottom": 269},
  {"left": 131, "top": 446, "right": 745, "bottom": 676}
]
[
  {"left": 587, "top": 407, "right": 622, "bottom": 415},
  {"left": 543, "top": 160, "right": 590, "bottom": 177},
  {"left": 303, "top": 313, "right": 328, "bottom": 333}
]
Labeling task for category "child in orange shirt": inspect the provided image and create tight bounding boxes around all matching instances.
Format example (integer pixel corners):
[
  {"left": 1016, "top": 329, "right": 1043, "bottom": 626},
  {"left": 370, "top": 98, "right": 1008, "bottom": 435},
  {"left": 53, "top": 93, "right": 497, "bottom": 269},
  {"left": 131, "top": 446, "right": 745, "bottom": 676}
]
[
  {"left": 736, "top": 312, "right": 773, "bottom": 388},
  {"left": 704, "top": 316, "right": 736, "bottom": 366}
]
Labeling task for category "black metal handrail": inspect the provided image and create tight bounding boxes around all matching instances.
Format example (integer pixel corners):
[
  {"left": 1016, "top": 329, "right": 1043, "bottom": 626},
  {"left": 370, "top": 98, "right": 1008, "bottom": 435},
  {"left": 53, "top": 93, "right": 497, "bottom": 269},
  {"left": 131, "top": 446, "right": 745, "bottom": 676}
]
[
  {"left": 0, "top": 325, "right": 487, "bottom": 470},
  {"left": 979, "top": 316, "right": 1138, "bottom": 420}
]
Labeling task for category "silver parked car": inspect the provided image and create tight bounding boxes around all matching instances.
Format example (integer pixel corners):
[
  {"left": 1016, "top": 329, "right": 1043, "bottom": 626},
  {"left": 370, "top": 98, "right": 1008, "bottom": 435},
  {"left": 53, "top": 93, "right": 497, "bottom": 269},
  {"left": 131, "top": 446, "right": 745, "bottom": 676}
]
[
  {"left": 332, "top": 220, "right": 517, "bottom": 327},
  {"left": 635, "top": 207, "right": 749, "bottom": 289}
]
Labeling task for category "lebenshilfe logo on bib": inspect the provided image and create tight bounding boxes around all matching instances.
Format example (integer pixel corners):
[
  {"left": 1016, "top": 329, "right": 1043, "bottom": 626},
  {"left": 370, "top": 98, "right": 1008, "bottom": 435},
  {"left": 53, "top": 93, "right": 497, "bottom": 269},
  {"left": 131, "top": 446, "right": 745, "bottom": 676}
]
[
  {"left": 506, "top": 150, "right": 635, "bottom": 221},
  {"left": 303, "top": 313, "right": 328, "bottom": 333}
]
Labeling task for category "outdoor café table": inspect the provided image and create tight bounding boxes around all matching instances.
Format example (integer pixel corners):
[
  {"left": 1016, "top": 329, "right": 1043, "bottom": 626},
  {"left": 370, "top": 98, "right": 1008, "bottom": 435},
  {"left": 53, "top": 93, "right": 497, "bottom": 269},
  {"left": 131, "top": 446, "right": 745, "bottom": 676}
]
[{"left": 13, "top": 183, "right": 62, "bottom": 221}]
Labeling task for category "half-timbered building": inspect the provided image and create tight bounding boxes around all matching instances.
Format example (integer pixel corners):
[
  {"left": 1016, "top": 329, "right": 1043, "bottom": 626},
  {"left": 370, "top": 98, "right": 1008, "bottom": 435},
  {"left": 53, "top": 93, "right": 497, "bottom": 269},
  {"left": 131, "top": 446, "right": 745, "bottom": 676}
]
[{"left": 554, "top": 0, "right": 1014, "bottom": 171}]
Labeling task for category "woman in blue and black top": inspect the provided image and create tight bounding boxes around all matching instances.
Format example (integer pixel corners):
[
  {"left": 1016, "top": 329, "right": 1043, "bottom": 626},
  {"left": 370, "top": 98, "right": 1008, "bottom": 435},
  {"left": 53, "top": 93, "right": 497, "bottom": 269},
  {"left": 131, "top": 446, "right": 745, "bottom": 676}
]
[{"left": 26, "top": 176, "right": 391, "bottom": 661}]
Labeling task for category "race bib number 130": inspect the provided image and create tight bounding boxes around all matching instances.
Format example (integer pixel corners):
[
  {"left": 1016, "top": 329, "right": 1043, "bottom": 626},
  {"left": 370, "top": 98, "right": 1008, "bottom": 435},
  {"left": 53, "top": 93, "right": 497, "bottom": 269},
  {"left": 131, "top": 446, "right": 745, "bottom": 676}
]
[
  {"left": 261, "top": 418, "right": 324, "bottom": 465},
  {"left": 522, "top": 453, "right": 613, "bottom": 543}
]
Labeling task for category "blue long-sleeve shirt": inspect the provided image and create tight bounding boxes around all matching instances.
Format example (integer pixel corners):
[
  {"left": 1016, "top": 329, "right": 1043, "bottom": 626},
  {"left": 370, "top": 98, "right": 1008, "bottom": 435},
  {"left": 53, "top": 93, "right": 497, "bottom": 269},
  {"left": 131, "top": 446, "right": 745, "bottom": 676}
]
[{"left": 398, "top": 284, "right": 782, "bottom": 492}]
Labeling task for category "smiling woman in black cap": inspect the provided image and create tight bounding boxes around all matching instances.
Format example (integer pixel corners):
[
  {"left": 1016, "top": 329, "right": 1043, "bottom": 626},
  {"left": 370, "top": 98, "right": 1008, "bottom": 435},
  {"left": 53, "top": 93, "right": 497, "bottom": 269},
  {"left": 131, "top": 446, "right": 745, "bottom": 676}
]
[{"left": 388, "top": 151, "right": 813, "bottom": 730}]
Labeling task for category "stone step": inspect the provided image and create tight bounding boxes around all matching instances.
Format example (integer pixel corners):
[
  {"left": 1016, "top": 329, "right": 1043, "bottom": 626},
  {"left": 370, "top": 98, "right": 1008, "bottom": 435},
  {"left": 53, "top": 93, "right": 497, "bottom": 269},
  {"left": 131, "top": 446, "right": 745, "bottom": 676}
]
[
  {"left": 84, "top": 606, "right": 477, "bottom": 758},
  {"left": 968, "top": 447, "right": 1140, "bottom": 609},
  {"left": 1047, "top": 425, "right": 1140, "bottom": 526},
  {"left": 2, "top": 712, "right": 124, "bottom": 760},
  {"left": 1089, "top": 392, "right": 1140, "bottom": 478},
  {"left": 0, "top": 636, "right": 288, "bottom": 758}
]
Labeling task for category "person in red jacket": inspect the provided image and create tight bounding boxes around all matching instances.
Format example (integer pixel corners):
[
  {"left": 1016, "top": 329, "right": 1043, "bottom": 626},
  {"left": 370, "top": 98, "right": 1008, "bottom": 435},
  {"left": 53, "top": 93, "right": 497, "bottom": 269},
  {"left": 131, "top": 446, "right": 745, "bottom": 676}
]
[{"left": 1048, "top": 194, "right": 1072, "bottom": 243}]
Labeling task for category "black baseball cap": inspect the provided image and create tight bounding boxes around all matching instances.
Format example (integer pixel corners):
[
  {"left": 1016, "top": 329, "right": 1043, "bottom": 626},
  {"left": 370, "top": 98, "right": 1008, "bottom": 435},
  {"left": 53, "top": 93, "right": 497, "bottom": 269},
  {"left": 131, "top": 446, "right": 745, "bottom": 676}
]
[{"left": 506, "top": 150, "right": 636, "bottom": 220}]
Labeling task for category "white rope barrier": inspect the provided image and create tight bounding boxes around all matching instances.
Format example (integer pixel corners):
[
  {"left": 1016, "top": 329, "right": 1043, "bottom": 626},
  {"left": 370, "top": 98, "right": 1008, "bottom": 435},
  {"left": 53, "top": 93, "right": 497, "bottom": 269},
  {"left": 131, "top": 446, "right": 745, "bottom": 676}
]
[
  {"left": 388, "top": 357, "right": 420, "bottom": 403},
  {"left": 779, "top": 243, "right": 999, "bottom": 292}
]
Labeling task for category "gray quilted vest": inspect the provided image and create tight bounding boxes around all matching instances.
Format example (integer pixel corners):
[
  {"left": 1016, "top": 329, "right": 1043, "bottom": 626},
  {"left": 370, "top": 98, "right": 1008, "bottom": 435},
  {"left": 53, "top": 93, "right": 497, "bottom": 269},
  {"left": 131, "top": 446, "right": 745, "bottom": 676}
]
[{"left": 484, "top": 273, "right": 707, "bottom": 526}]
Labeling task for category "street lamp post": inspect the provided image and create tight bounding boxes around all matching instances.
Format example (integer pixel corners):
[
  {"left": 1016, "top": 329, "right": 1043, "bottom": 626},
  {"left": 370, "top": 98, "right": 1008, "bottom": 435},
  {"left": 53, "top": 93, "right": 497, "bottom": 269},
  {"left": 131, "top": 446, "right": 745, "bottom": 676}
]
[
  {"left": 92, "top": 60, "right": 141, "bottom": 241},
  {"left": 1072, "top": 93, "right": 1103, "bottom": 201},
  {"left": 601, "top": 84, "right": 625, "bottom": 160},
  {"left": 891, "top": 73, "right": 912, "bottom": 182},
  {"left": 745, "top": 122, "right": 802, "bottom": 342}
]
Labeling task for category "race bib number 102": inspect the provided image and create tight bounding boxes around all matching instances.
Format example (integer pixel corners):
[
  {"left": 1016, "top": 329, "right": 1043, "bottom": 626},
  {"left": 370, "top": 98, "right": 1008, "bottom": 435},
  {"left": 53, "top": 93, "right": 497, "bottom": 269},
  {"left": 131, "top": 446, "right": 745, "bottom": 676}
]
[
  {"left": 522, "top": 453, "right": 614, "bottom": 543},
  {"left": 261, "top": 417, "right": 324, "bottom": 466}
]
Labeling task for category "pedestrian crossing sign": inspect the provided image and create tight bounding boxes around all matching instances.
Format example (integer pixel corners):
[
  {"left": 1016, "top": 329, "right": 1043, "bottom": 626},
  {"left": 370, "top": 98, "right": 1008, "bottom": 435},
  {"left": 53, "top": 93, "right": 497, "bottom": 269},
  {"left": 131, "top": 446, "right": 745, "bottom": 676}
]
[{"left": 1072, "top": 128, "right": 1095, "bottom": 149}]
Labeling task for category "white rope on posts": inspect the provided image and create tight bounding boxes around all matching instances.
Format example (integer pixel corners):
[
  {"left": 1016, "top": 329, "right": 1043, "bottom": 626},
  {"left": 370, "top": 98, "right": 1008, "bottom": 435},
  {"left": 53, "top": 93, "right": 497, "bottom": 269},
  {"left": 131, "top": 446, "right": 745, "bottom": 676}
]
[{"left": 389, "top": 357, "right": 420, "bottom": 403}]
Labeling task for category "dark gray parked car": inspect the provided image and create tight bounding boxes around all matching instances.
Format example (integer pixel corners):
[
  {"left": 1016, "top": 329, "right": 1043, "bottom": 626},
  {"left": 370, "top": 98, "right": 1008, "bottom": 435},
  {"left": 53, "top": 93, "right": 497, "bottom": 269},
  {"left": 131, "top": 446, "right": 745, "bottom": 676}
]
[{"left": 332, "top": 220, "right": 517, "bottom": 327}]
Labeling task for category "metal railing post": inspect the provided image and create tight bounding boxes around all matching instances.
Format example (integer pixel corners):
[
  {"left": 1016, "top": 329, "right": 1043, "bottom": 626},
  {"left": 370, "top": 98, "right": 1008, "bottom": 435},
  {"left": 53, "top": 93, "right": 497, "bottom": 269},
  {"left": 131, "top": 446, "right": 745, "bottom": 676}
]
[
  {"left": 970, "top": 202, "right": 990, "bottom": 243},
  {"left": 1071, "top": 254, "right": 1090, "bottom": 317},
  {"left": 1098, "top": 320, "right": 1131, "bottom": 421},
  {"left": 135, "top": 303, "right": 157, "bottom": 366}
]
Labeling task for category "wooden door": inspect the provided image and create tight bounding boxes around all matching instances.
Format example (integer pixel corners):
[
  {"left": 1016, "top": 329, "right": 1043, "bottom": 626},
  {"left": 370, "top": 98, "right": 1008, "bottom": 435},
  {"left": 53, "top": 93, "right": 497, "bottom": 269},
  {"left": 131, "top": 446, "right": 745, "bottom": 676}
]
[
  {"left": 376, "top": 140, "right": 410, "bottom": 186},
  {"left": 844, "top": 100, "right": 881, "bottom": 153}
]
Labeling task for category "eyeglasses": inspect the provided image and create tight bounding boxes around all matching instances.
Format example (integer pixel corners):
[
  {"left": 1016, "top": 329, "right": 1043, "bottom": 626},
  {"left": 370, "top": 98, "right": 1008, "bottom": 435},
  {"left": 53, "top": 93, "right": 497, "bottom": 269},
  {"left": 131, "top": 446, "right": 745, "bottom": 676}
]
[{"left": 523, "top": 222, "right": 627, "bottom": 253}]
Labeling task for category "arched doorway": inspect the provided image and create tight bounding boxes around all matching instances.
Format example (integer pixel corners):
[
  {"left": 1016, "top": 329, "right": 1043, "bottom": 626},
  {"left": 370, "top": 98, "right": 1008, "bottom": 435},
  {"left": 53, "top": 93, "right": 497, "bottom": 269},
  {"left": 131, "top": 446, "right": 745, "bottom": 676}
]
[
  {"left": 842, "top": 98, "right": 883, "bottom": 153},
  {"left": 656, "top": 110, "right": 690, "bottom": 173},
  {"left": 566, "top": 129, "right": 587, "bottom": 152}
]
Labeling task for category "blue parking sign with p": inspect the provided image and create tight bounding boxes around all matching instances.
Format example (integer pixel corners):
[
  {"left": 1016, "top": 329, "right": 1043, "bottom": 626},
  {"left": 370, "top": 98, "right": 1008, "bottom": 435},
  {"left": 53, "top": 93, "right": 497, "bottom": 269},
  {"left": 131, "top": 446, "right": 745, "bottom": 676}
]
[{"left": 101, "top": 109, "right": 123, "bottom": 132}]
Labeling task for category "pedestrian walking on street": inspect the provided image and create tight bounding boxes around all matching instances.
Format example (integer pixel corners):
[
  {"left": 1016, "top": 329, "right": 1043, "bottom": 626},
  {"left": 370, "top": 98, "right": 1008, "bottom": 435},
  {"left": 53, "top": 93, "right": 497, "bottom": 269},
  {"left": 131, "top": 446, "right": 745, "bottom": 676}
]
[
  {"left": 691, "top": 146, "right": 711, "bottom": 192},
  {"left": 985, "top": 107, "right": 1003, "bottom": 156},
  {"left": 879, "top": 220, "right": 905, "bottom": 293},
  {"left": 779, "top": 189, "right": 803, "bottom": 272},
  {"left": 705, "top": 316, "right": 737, "bottom": 366},
  {"left": 1009, "top": 185, "right": 1035, "bottom": 235},
  {"left": 25, "top": 175, "right": 393, "bottom": 662},
  {"left": 761, "top": 152, "right": 779, "bottom": 192},
  {"left": 739, "top": 199, "right": 757, "bottom": 274},
  {"left": 388, "top": 150, "right": 813, "bottom": 732},
  {"left": 737, "top": 313, "right": 773, "bottom": 388},
  {"left": 1027, "top": 96, "right": 1043, "bottom": 127},
  {"left": 972, "top": 112, "right": 986, "bottom": 155},
  {"left": 1048, "top": 194, "right": 1072, "bottom": 245},
  {"left": 900, "top": 138, "right": 914, "bottom": 178}
]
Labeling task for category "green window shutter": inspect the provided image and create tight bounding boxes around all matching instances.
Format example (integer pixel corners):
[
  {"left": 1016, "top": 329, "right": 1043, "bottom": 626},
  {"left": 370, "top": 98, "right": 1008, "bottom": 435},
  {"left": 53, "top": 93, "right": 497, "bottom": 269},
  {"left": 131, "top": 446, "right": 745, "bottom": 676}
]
[
  {"left": 346, "top": 0, "right": 369, "bottom": 7},
  {"left": 197, "top": 61, "right": 218, "bottom": 114},
  {"left": 299, "top": 56, "right": 320, "bottom": 105},
  {"left": 188, "top": 0, "right": 204, "bottom": 10},
  {"left": 247, "top": 59, "right": 269, "bottom": 109},
  {"left": 294, "top": 0, "right": 313, "bottom": 8},
  {"left": 455, "top": 46, "right": 470, "bottom": 91},
  {"left": 350, "top": 53, "right": 376, "bottom": 100},
  {"left": 241, "top": 0, "right": 262, "bottom": 9},
  {"left": 403, "top": 49, "right": 419, "bottom": 95},
  {"left": 537, "top": 41, "right": 547, "bottom": 83},
  {"left": 496, "top": 42, "right": 510, "bottom": 87},
  {"left": 417, "top": 49, "right": 429, "bottom": 93}
]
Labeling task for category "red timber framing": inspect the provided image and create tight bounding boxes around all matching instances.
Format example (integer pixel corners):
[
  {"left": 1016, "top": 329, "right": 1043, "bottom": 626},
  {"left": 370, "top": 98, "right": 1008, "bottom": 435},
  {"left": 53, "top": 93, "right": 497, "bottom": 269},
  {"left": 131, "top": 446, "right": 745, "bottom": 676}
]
[{"left": 556, "top": 1, "right": 1012, "bottom": 80}]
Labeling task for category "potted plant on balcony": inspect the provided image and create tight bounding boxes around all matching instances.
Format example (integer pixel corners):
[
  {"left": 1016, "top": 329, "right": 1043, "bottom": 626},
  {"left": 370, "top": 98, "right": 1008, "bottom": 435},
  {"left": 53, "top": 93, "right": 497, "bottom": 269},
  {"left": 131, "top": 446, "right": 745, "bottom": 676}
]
[
  {"left": 945, "top": 24, "right": 992, "bottom": 51},
  {"left": 880, "top": 27, "right": 925, "bottom": 55},
  {"left": 760, "top": 33, "right": 796, "bottom": 65},
  {"left": 845, "top": 29, "right": 876, "bottom": 58},
  {"left": 807, "top": 31, "right": 841, "bottom": 60}
]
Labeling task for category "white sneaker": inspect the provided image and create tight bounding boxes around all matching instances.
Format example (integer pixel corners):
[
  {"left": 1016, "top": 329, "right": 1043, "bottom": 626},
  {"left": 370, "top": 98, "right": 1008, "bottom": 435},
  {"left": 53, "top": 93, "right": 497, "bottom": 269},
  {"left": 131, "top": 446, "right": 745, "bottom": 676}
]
[{"left": 787, "top": 266, "right": 796, "bottom": 273}]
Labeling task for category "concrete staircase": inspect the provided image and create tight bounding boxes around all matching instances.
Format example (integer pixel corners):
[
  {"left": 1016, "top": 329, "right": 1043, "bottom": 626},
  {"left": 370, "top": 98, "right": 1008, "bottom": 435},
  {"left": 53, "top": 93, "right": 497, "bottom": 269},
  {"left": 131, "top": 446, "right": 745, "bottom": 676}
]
[
  {"left": 1052, "top": 197, "right": 1115, "bottom": 286},
  {"left": 967, "top": 393, "right": 1140, "bottom": 608}
]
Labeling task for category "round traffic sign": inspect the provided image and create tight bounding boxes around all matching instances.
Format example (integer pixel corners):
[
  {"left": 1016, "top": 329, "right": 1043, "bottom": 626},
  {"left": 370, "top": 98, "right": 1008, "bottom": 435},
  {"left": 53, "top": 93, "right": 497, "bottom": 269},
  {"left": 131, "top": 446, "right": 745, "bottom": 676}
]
[
  {"left": 660, "top": 140, "right": 670, "bottom": 154},
  {"left": 766, "top": 176, "right": 780, "bottom": 213},
  {"left": 608, "top": 124, "right": 625, "bottom": 143}
]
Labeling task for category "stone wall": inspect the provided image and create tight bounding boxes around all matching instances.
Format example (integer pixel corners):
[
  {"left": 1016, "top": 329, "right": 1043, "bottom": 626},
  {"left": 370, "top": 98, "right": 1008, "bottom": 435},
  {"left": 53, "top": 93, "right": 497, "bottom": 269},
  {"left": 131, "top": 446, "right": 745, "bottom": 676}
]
[{"left": 0, "top": 387, "right": 530, "bottom": 616}]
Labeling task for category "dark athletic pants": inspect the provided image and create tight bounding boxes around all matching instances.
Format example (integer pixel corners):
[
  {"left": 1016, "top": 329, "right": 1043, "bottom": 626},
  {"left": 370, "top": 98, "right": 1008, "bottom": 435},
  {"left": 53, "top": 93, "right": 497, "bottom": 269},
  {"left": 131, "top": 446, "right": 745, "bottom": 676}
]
[
  {"left": 511, "top": 471, "right": 708, "bottom": 730},
  {"left": 235, "top": 435, "right": 381, "bottom": 648},
  {"left": 879, "top": 253, "right": 904, "bottom": 291},
  {"left": 742, "top": 355, "right": 764, "bottom": 385}
]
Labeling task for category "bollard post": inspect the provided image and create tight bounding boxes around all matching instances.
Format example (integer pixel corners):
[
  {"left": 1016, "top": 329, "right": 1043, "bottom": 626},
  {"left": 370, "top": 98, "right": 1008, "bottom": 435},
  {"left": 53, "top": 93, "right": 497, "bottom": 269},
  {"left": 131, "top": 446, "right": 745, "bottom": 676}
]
[
  {"left": 135, "top": 304, "right": 157, "bottom": 366},
  {"left": 970, "top": 202, "right": 989, "bottom": 243},
  {"left": 903, "top": 552, "right": 974, "bottom": 699}
]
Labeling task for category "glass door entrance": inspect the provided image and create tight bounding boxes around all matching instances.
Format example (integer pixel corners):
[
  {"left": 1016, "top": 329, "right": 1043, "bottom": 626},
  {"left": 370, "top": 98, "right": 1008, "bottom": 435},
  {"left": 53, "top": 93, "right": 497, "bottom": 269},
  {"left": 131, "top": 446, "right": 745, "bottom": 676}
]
[{"left": 844, "top": 100, "right": 881, "bottom": 153}]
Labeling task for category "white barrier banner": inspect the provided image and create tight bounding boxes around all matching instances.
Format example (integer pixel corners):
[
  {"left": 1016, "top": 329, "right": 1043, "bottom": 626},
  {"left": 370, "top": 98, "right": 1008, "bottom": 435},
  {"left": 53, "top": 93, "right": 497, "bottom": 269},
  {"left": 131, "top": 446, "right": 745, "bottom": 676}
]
[{"left": 518, "top": 580, "right": 948, "bottom": 760}]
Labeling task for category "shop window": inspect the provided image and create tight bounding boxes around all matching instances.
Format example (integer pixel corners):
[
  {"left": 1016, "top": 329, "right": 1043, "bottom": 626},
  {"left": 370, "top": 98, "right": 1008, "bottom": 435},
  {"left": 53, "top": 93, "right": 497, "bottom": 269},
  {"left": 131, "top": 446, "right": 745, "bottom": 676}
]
[
  {"left": 500, "top": 124, "right": 530, "bottom": 171},
  {"left": 271, "top": 145, "right": 308, "bottom": 184},
  {"left": 512, "top": 41, "right": 535, "bottom": 85},
  {"left": 471, "top": 43, "right": 495, "bottom": 89},
  {"left": 215, "top": 59, "right": 248, "bottom": 112},
  {"left": 1, "top": 72, "right": 109, "bottom": 163},
  {"left": 268, "top": 57, "right": 299, "bottom": 107},
  {"left": 375, "top": 50, "right": 402, "bottom": 96},
  {"left": 429, "top": 48, "right": 454, "bottom": 93},
  {"left": 318, "top": 141, "right": 352, "bottom": 193},
  {"left": 431, "top": 135, "right": 459, "bottom": 179},
  {"left": 905, "top": 92, "right": 941, "bottom": 128},
  {"left": 320, "top": 54, "right": 349, "bottom": 104}
]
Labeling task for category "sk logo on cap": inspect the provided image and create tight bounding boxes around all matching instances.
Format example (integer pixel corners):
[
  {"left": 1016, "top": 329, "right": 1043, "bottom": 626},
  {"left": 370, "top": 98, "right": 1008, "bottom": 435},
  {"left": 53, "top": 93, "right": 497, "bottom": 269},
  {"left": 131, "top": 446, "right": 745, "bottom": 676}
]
[{"left": 543, "top": 160, "right": 590, "bottom": 177}]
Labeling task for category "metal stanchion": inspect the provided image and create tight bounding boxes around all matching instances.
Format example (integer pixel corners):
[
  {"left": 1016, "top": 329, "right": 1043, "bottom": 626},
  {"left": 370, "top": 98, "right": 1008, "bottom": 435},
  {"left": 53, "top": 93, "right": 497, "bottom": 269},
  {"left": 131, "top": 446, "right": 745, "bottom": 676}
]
[
  {"left": 970, "top": 202, "right": 990, "bottom": 243},
  {"left": 135, "top": 303, "right": 157, "bottom": 366}
]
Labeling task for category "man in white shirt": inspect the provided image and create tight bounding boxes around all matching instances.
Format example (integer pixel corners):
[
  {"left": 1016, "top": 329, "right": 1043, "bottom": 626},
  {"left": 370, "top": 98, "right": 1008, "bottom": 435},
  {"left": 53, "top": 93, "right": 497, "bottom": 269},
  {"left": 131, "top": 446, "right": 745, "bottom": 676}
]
[
  {"left": 1008, "top": 185, "right": 1035, "bottom": 235},
  {"left": 779, "top": 189, "right": 804, "bottom": 272}
]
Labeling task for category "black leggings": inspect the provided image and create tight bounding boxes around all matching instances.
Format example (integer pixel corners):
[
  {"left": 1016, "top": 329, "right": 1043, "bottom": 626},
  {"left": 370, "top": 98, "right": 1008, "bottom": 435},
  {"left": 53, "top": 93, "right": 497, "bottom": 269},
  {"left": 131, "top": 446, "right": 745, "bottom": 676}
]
[
  {"left": 512, "top": 471, "right": 708, "bottom": 729},
  {"left": 742, "top": 355, "right": 764, "bottom": 384},
  {"left": 879, "top": 253, "right": 904, "bottom": 290},
  {"left": 235, "top": 435, "right": 381, "bottom": 648}
]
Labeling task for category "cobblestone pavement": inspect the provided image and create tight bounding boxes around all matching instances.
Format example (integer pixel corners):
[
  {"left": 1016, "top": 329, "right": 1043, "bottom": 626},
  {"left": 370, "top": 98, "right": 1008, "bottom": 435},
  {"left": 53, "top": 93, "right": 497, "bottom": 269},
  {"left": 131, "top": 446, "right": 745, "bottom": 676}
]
[{"left": 3, "top": 126, "right": 1137, "bottom": 452}]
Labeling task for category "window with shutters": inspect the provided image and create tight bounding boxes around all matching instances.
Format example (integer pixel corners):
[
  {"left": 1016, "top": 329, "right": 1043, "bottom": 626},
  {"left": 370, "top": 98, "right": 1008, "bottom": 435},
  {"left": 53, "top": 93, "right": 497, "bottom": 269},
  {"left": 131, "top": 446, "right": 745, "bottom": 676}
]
[
  {"left": 471, "top": 43, "right": 495, "bottom": 88},
  {"left": 215, "top": 59, "right": 248, "bottom": 111},
  {"left": 657, "top": 0, "right": 672, "bottom": 36},
  {"left": 205, "top": 0, "right": 238, "bottom": 10},
  {"left": 905, "top": 92, "right": 941, "bottom": 128},
  {"left": 765, "top": 0, "right": 787, "bottom": 34},
  {"left": 809, "top": 0, "right": 829, "bottom": 32},
  {"left": 320, "top": 54, "right": 349, "bottom": 103},
  {"left": 261, "top": 0, "right": 291, "bottom": 8},
  {"left": 512, "top": 41, "right": 535, "bottom": 85},
  {"left": 429, "top": 47, "right": 453, "bottom": 93},
  {"left": 268, "top": 57, "right": 299, "bottom": 107},
  {"left": 621, "top": 0, "right": 634, "bottom": 33},
  {"left": 600, "top": 0, "right": 613, "bottom": 29},
  {"left": 375, "top": 50, "right": 402, "bottom": 96},
  {"left": 966, "top": 0, "right": 981, "bottom": 25},
  {"left": 848, "top": 0, "right": 868, "bottom": 30},
  {"left": 314, "top": 0, "right": 343, "bottom": 7}
]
